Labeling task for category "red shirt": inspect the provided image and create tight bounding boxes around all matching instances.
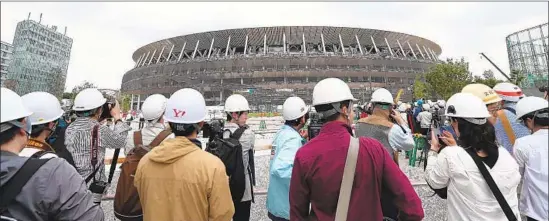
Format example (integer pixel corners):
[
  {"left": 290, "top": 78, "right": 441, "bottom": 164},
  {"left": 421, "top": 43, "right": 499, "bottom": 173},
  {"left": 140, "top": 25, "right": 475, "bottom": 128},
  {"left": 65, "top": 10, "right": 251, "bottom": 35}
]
[{"left": 289, "top": 121, "right": 424, "bottom": 221}]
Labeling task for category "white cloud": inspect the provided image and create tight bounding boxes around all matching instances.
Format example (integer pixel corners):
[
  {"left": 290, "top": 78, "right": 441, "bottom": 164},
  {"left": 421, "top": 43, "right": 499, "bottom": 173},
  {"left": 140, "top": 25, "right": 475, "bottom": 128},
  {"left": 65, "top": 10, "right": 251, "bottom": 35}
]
[{"left": 1, "top": 2, "right": 547, "bottom": 91}]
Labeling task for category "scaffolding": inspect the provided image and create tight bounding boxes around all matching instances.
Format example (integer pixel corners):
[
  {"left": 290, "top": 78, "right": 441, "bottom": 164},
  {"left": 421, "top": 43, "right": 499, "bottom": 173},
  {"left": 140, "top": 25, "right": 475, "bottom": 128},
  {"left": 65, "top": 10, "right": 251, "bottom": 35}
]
[{"left": 506, "top": 23, "right": 548, "bottom": 89}]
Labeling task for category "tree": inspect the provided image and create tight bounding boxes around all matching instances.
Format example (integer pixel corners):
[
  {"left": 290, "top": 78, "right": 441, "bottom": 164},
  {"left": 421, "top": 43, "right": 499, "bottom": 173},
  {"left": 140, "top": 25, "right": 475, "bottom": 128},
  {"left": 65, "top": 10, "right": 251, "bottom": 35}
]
[
  {"left": 62, "top": 92, "right": 73, "bottom": 99},
  {"left": 70, "top": 81, "right": 97, "bottom": 99},
  {"left": 424, "top": 58, "right": 472, "bottom": 100},
  {"left": 413, "top": 74, "right": 430, "bottom": 100},
  {"left": 472, "top": 70, "right": 503, "bottom": 88},
  {"left": 120, "top": 94, "right": 131, "bottom": 112},
  {"left": 509, "top": 69, "right": 526, "bottom": 86}
]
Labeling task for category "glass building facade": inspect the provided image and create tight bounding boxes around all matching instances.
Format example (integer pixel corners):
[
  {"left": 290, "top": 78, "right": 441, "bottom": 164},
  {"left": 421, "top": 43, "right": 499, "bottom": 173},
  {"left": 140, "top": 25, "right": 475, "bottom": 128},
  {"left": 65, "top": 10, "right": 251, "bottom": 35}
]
[
  {"left": 6, "top": 19, "right": 72, "bottom": 97},
  {"left": 1, "top": 41, "right": 14, "bottom": 87},
  {"left": 506, "top": 23, "right": 548, "bottom": 89}
]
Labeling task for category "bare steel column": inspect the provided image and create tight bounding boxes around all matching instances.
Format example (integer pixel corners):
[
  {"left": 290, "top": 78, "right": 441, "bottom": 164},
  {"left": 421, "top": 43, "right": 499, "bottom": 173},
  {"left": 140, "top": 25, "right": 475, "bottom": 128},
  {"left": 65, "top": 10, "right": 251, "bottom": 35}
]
[
  {"left": 147, "top": 49, "right": 157, "bottom": 65},
  {"left": 167, "top": 44, "right": 175, "bottom": 62},
  {"left": 192, "top": 40, "right": 200, "bottom": 59},
  {"left": 407, "top": 41, "right": 417, "bottom": 59},
  {"left": 397, "top": 40, "right": 406, "bottom": 58},
  {"left": 208, "top": 38, "right": 215, "bottom": 58},
  {"left": 244, "top": 35, "right": 248, "bottom": 55},
  {"left": 416, "top": 44, "right": 425, "bottom": 59},
  {"left": 156, "top": 46, "right": 165, "bottom": 64},
  {"left": 370, "top": 36, "right": 379, "bottom": 53},
  {"left": 178, "top": 42, "right": 187, "bottom": 62},
  {"left": 225, "top": 36, "right": 231, "bottom": 57},
  {"left": 321, "top": 33, "right": 326, "bottom": 55},
  {"left": 355, "top": 35, "right": 363, "bottom": 55},
  {"left": 384, "top": 38, "right": 394, "bottom": 57},
  {"left": 339, "top": 34, "right": 345, "bottom": 55}
]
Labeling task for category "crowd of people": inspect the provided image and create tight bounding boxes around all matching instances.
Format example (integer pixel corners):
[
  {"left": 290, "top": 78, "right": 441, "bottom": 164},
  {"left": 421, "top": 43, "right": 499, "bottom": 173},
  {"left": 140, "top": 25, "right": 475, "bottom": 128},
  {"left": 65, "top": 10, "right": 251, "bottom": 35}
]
[{"left": 0, "top": 78, "right": 547, "bottom": 221}]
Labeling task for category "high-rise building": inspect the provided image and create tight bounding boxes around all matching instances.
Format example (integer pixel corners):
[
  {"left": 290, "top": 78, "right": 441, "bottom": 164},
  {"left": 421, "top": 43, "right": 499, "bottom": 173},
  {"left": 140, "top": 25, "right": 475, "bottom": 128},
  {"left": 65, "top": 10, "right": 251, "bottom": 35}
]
[
  {"left": 6, "top": 15, "right": 73, "bottom": 97},
  {"left": 506, "top": 23, "right": 548, "bottom": 89},
  {"left": 1, "top": 41, "right": 14, "bottom": 87}
]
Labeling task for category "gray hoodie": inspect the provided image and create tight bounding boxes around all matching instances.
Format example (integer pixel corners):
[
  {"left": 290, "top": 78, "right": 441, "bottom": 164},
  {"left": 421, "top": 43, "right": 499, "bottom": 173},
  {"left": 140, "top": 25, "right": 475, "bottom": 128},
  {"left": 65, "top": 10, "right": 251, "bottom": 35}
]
[{"left": 0, "top": 151, "right": 104, "bottom": 221}]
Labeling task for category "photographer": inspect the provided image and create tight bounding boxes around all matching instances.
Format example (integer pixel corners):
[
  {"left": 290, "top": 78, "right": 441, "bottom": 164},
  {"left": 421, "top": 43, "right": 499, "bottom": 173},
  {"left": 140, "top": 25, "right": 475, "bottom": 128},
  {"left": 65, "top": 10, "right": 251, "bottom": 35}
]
[
  {"left": 425, "top": 92, "right": 521, "bottom": 221},
  {"left": 65, "top": 88, "right": 131, "bottom": 204}
]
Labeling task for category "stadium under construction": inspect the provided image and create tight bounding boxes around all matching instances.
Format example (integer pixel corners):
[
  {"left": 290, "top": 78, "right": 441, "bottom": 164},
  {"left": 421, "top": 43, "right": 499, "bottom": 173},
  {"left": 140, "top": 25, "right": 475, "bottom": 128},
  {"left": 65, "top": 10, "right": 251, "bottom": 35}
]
[{"left": 120, "top": 26, "right": 442, "bottom": 112}]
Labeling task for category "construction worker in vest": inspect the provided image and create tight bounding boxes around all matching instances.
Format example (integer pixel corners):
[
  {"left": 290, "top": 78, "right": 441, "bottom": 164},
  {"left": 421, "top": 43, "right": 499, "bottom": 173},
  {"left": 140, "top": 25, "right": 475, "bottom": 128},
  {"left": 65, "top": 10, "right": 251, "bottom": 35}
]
[
  {"left": 493, "top": 82, "right": 530, "bottom": 153},
  {"left": 267, "top": 96, "right": 309, "bottom": 221},
  {"left": 289, "top": 78, "right": 424, "bottom": 221},
  {"left": 462, "top": 83, "right": 502, "bottom": 125},
  {"left": 425, "top": 92, "right": 521, "bottom": 221},
  {"left": 354, "top": 88, "right": 415, "bottom": 221},
  {"left": 124, "top": 94, "right": 174, "bottom": 155},
  {"left": 134, "top": 88, "right": 234, "bottom": 221},
  {"left": 513, "top": 96, "right": 548, "bottom": 221},
  {"left": 0, "top": 88, "right": 105, "bottom": 220},
  {"left": 18, "top": 92, "right": 65, "bottom": 159},
  {"left": 224, "top": 94, "right": 256, "bottom": 221}
]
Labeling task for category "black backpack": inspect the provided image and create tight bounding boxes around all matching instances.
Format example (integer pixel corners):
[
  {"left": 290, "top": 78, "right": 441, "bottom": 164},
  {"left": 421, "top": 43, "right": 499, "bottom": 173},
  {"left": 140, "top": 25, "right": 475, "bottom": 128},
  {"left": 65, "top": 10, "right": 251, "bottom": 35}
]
[
  {"left": 0, "top": 158, "right": 51, "bottom": 220},
  {"left": 50, "top": 126, "right": 76, "bottom": 167},
  {"left": 205, "top": 127, "right": 247, "bottom": 201}
]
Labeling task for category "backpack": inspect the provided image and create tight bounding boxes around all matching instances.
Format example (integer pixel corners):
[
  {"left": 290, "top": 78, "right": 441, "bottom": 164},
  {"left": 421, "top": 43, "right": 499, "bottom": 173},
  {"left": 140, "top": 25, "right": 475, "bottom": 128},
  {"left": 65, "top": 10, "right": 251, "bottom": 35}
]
[
  {"left": 0, "top": 158, "right": 52, "bottom": 220},
  {"left": 205, "top": 127, "right": 247, "bottom": 201},
  {"left": 113, "top": 130, "right": 172, "bottom": 221},
  {"left": 50, "top": 126, "right": 76, "bottom": 167}
]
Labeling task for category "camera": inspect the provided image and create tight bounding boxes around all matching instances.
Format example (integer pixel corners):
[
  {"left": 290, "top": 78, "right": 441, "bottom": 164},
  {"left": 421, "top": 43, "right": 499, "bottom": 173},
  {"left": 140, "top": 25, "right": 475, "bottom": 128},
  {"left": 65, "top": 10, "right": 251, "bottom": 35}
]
[
  {"left": 99, "top": 101, "right": 115, "bottom": 122},
  {"left": 539, "top": 85, "right": 548, "bottom": 93},
  {"left": 307, "top": 112, "right": 323, "bottom": 140},
  {"left": 89, "top": 181, "right": 108, "bottom": 204},
  {"left": 202, "top": 118, "right": 225, "bottom": 141}
]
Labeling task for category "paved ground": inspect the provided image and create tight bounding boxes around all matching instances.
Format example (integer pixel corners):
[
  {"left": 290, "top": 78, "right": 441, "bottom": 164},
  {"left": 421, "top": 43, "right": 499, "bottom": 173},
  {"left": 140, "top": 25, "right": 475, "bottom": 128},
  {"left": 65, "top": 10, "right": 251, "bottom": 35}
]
[{"left": 100, "top": 151, "right": 447, "bottom": 221}]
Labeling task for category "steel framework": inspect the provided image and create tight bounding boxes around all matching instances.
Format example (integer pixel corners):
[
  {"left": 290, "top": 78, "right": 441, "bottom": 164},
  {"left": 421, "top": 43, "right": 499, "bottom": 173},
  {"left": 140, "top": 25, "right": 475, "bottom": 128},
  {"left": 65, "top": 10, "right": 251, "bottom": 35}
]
[{"left": 506, "top": 23, "right": 548, "bottom": 89}]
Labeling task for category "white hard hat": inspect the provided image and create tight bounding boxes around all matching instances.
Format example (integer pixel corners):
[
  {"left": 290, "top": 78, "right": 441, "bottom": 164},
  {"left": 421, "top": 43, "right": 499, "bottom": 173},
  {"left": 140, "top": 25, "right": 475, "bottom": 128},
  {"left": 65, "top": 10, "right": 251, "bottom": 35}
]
[
  {"left": 370, "top": 88, "right": 394, "bottom": 104},
  {"left": 398, "top": 103, "right": 407, "bottom": 112},
  {"left": 21, "top": 92, "right": 64, "bottom": 125},
  {"left": 437, "top": 100, "right": 446, "bottom": 107},
  {"left": 72, "top": 88, "right": 106, "bottom": 111},
  {"left": 445, "top": 93, "right": 491, "bottom": 124},
  {"left": 142, "top": 94, "right": 167, "bottom": 121},
  {"left": 515, "top": 96, "right": 549, "bottom": 120},
  {"left": 462, "top": 83, "right": 502, "bottom": 105},
  {"left": 283, "top": 96, "right": 309, "bottom": 121},
  {"left": 422, "top": 104, "right": 431, "bottom": 111},
  {"left": 225, "top": 94, "right": 250, "bottom": 112},
  {"left": 493, "top": 82, "right": 525, "bottom": 102},
  {"left": 164, "top": 88, "right": 206, "bottom": 124},
  {"left": 1, "top": 88, "right": 33, "bottom": 124},
  {"left": 427, "top": 100, "right": 434, "bottom": 106},
  {"left": 312, "top": 78, "right": 357, "bottom": 106}
]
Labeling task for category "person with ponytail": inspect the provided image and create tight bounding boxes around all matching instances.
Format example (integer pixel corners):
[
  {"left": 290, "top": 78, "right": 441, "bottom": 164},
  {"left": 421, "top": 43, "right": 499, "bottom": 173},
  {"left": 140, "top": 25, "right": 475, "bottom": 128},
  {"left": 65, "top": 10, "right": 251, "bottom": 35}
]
[{"left": 425, "top": 92, "right": 521, "bottom": 221}]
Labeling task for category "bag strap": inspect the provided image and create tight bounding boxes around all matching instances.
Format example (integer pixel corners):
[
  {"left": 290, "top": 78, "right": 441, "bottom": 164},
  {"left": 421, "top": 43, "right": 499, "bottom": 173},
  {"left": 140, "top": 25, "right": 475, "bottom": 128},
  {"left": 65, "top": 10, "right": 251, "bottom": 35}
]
[
  {"left": 29, "top": 150, "right": 55, "bottom": 159},
  {"left": 85, "top": 125, "right": 100, "bottom": 184},
  {"left": 133, "top": 131, "right": 143, "bottom": 147},
  {"left": 497, "top": 110, "right": 517, "bottom": 146},
  {"left": 465, "top": 148, "right": 517, "bottom": 221},
  {"left": 504, "top": 107, "right": 516, "bottom": 115},
  {"left": 149, "top": 130, "right": 172, "bottom": 148},
  {"left": 334, "top": 137, "right": 360, "bottom": 221},
  {"left": 107, "top": 149, "right": 120, "bottom": 184},
  {"left": 0, "top": 158, "right": 51, "bottom": 211},
  {"left": 231, "top": 127, "right": 247, "bottom": 140}
]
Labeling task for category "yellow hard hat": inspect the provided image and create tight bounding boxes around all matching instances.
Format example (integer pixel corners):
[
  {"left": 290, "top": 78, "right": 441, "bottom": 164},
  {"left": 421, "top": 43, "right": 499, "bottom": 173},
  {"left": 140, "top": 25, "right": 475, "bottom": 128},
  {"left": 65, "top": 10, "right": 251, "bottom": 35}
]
[{"left": 462, "top": 83, "right": 502, "bottom": 105}]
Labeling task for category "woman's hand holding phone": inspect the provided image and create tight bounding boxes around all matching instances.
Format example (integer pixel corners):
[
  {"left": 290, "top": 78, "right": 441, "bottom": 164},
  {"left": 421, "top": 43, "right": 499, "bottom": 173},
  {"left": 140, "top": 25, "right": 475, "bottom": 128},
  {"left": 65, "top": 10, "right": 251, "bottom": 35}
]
[{"left": 439, "top": 130, "right": 457, "bottom": 146}]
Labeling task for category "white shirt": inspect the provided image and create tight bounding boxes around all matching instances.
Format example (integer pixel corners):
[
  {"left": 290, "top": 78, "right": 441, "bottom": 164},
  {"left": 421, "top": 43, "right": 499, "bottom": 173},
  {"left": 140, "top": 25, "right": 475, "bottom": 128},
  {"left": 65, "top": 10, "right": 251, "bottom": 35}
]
[
  {"left": 19, "top": 147, "right": 58, "bottom": 159},
  {"left": 425, "top": 146, "right": 522, "bottom": 221},
  {"left": 416, "top": 111, "right": 432, "bottom": 129},
  {"left": 513, "top": 129, "right": 548, "bottom": 221},
  {"left": 388, "top": 124, "right": 414, "bottom": 151}
]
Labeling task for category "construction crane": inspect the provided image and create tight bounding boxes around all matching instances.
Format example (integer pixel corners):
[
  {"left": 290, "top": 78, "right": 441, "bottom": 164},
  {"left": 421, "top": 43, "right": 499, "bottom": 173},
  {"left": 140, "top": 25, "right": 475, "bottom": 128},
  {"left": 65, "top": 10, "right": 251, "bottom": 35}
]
[{"left": 479, "top": 53, "right": 513, "bottom": 82}]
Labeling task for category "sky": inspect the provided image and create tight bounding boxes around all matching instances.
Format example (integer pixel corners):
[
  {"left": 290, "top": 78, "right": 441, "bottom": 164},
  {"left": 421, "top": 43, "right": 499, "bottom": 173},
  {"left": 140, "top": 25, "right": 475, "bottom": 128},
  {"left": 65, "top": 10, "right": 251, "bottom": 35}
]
[{"left": 1, "top": 2, "right": 547, "bottom": 92}]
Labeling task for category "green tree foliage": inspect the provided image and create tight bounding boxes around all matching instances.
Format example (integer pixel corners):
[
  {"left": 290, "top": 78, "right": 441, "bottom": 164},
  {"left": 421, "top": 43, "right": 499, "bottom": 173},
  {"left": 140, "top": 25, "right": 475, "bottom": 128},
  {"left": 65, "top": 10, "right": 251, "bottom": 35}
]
[
  {"left": 62, "top": 92, "right": 73, "bottom": 99},
  {"left": 120, "top": 94, "right": 131, "bottom": 112},
  {"left": 472, "top": 70, "right": 503, "bottom": 88},
  {"left": 423, "top": 58, "right": 472, "bottom": 100},
  {"left": 509, "top": 69, "right": 526, "bottom": 86},
  {"left": 413, "top": 74, "right": 430, "bottom": 99},
  {"left": 70, "top": 81, "right": 97, "bottom": 99}
]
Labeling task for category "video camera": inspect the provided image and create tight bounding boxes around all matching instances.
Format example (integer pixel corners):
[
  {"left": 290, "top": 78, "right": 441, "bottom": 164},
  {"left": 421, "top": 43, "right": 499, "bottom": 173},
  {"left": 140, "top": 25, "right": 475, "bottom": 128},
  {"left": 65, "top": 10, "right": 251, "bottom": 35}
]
[
  {"left": 202, "top": 118, "right": 225, "bottom": 142},
  {"left": 307, "top": 111, "right": 323, "bottom": 140}
]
